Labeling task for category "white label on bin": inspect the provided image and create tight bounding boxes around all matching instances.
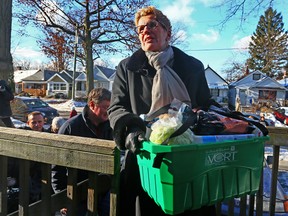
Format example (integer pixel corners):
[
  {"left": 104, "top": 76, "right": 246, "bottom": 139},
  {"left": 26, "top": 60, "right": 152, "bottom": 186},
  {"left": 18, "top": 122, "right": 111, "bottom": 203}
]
[{"left": 205, "top": 146, "right": 238, "bottom": 166}]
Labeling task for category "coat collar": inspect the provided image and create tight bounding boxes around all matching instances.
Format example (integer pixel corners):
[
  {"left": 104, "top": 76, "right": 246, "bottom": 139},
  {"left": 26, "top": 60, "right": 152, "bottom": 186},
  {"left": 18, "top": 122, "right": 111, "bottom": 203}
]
[
  {"left": 126, "top": 46, "right": 187, "bottom": 75},
  {"left": 126, "top": 48, "right": 154, "bottom": 75}
]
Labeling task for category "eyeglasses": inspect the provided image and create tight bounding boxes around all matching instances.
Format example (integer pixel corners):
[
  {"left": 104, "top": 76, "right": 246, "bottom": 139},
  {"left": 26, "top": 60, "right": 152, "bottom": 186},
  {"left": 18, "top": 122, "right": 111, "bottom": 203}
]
[{"left": 136, "top": 20, "right": 166, "bottom": 34}]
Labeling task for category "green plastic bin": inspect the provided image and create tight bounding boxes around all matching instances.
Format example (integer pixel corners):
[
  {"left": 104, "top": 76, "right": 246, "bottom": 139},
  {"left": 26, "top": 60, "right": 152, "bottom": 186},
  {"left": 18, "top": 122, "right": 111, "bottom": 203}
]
[{"left": 137, "top": 136, "right": 269, "bottom": 215}]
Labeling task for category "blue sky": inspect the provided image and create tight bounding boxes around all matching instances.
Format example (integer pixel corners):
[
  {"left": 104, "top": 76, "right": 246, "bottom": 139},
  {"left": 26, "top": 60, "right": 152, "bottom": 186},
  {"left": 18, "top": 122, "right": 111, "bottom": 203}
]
[{"left": 11, "top": 0, "right": 288, "bottom": 77}]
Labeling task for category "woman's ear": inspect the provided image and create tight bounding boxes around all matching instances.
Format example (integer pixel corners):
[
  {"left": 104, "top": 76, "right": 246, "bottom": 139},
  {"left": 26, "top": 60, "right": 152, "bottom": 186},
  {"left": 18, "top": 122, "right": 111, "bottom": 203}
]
[{"left": 166, "top": 30, "right": 171, "bottom": 42}]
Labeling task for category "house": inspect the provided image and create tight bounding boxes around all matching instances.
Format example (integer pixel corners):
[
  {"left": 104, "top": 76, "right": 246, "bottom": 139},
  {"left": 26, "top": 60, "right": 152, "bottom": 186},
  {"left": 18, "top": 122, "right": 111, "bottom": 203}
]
[
  {"left": 14, "top": 69, "right": 40, "bottom": 94},
  {"left": 46, "top": 70, "right": 82, "bottom": 97},
  {"left": 229, "top": 71, "right": 287, "bottom": 109},
  {"left": 277, "top": 78, "right": 288, "bottom": 100},
  {"left": 74, "top": 65, "right": 115, "bottom": 97},
  {"left": 19, "top": 69, "right": 58, "bottom": 97},
  {"left": 204, "top": 66, "right": 229, "bottom": 105},
  {"left": 14, "top": 65, "right": 116, "bottom": 98}
]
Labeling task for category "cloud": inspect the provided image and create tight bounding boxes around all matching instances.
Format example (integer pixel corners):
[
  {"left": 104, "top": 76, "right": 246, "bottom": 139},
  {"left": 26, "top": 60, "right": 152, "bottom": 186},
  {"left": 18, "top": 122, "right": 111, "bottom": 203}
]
[
  {"left": 160, "top": 0, "right": 196, "bottom": 25},
  {"left": 198, "top": 0, "right": 224, "bottom": 7},
  {"left": 12, "top": 47, "right": 49, "bottom": 64},
  {"left": 233, "top": 35, "right": 251, "bottom": 51},
  {"left": 191, "top": 29, "right": 219, "bottom": 44},
  {"left": 13, "top": 47, "right": 47, "bottom": 61}
]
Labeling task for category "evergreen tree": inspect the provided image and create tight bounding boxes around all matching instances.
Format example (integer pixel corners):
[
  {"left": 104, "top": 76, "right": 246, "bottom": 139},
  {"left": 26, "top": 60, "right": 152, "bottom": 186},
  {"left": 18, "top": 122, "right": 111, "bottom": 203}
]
[{"left": 247, "top": 7, "right": 288, "bottom": 79}]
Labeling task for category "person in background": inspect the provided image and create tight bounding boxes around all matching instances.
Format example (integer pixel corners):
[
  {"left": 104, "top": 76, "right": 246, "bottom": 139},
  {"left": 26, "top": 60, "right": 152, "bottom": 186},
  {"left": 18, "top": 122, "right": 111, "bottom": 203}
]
[
  {"left": 18, "top": 111, "right": 48, "bottom": 202},
  {"left": 0, "top": 79, "right": 14, "bottom": 127},
  {"left": 69, "top": 106, "right": 78, "bottom": 118},
  {"left": 235, "top": 96, "right": 241, "bottom": 112},
  {"left": 52, "top": 87, "right": 113, "bottom": 216},
  {"left": 20, "top": 111, "right": 47, "bottom": 132},
  {"left": 49, "top": 117, "right": 66, "bottom": 133},
  {"left": 260, "top": 113, "right": 267, "bottom": 126},
  {"left": 108, "top": 6, "right": 216, "bottom": 216}
]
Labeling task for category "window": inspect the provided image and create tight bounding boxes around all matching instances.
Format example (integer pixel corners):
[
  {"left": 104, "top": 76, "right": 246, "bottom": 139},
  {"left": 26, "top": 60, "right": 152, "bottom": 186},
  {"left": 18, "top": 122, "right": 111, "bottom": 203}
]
[
  {"left": 210, "top": 89, "right": 219, "bottom": 97},
  {"left": 51, "top": 83, "right": 66, "bottom": 90},
  {"left": 253, "top": 74, "right": 261, "bottom": 80},
  {"left": 259, "top": 90, "right": 276, "bottom": 101},
  {"left": 60, "top": 84, "right": 66, "bottom": 90}
]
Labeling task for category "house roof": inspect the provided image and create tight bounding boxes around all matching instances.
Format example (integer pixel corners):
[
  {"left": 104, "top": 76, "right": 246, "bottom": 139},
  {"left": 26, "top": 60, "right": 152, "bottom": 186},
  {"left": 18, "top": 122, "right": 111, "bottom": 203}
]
[
  {"left": 277, "top": 78, "right": 288, "bottom": 87},
  {"left": 22, "top": 69, "right": 57, "bottom": 82},
  {"left": 61, "top": 70, "right": 82, "bottom": 80},
  {"left": 14, "top": 69, "right": 40, "bottom": 83},
  {"left": 233, "top": 71, "right": 286, "bottom": 90},
  {"left": 95, "top": 65, "right": 115, "bottom": 79},
  {"left": 76, "top": 65, "right": 116, "bottom": 82},
  {"left": 75, "top": 72, "right": 86, "bottom": 81},
  {"left": 251, "top": 76, "right": 287, "bottom": 90},
  {"left": 204, "top": 65, "right": 228, "bottom": 89},
  {"left": 47, "top": 73, "right": 69, "bottom": 83},
  {"left": 230, "top": 70, "right": 265, "bottom": 87}
]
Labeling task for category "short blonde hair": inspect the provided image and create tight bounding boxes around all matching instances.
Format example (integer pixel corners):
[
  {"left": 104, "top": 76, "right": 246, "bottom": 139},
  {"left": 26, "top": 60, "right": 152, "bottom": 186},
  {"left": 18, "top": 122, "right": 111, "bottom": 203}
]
[{"left": 135, "top": 6, "right": 171, "bottom": 35}]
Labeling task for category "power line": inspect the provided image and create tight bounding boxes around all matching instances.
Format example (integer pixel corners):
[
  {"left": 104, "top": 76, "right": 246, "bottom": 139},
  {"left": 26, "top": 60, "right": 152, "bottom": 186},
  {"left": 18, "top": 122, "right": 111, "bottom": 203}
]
[{"left": 185, "top": 47, "right": 249, "bottom": 52}]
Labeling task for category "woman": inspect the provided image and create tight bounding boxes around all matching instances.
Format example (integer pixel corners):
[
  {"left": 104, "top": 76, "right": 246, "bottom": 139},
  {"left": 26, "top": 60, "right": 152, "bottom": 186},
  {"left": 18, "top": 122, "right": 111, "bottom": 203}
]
[{"left": 108, "top": 6, "right": 215, "bottom": 216}]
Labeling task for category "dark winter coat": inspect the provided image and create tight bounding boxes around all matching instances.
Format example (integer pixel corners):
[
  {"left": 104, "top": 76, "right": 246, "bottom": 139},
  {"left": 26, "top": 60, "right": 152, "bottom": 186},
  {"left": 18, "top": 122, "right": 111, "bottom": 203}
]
[
  {"left": 52, "top": 105, "right": 113, "bottom": 193},
  {"left": 59, "top": 105, "right": 112, "bottom": 139},
  {"left": 0, "top": 80, "right": 14, "bottom": 117},
  {"left": 108, "top": 46, "right": 212, "bottom": 149},
  {"left": 108, "top": 47, "right": 215, "bottom": 216}
]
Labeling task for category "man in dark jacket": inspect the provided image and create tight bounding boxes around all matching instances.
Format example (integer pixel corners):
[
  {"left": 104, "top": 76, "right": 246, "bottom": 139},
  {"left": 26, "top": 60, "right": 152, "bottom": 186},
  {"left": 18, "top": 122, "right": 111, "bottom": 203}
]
[
  {"left": 16, "top": 111, "right": 48, "bottom": 202},
  {"left": 52, "top": 87, "right": 113, "bottom": 216},
  {"left": 0, "top": 79, "right": 14, "bottom": 127}
]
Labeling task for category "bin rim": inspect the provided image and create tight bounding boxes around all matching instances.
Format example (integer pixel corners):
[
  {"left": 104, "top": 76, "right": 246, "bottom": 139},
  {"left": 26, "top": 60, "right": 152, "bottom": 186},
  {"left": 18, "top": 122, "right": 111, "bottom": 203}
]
[{"left": 140, "top": 136, "right": 269, "bottom": 154}]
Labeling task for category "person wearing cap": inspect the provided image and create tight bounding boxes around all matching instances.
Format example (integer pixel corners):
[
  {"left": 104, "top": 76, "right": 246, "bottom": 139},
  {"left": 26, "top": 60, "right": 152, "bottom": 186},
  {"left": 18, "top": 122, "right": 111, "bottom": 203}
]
[
  {"left": 108, "top": 5, "right": 215, "bottom": 216},
  {"left": 69, "top": 106, "right": 78, "bottom": 118}
]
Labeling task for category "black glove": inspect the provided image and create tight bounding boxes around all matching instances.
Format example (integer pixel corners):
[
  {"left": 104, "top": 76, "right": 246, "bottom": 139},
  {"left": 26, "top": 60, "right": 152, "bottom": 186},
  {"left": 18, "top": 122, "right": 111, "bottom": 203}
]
[{"left": 125, "top": 127, "right": 146, "bottom": 154}]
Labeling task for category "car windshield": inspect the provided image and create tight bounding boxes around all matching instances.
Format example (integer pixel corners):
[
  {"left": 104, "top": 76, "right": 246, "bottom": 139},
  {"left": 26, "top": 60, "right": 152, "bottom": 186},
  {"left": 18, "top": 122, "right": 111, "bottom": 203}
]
[{"left": 23, "top": 99, "right": 49, "bottom": 108}]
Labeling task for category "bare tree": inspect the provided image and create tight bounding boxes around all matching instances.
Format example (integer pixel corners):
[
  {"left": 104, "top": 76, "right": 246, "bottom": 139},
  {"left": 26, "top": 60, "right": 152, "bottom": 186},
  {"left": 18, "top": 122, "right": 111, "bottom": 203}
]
[
  {"left": 0, "top": 0, "right": 13, "bottom": 82},
  {"left": 213, "top": 0, "right": 279, "bottom": 28},
  {"left": 221, "top": 56, "right": 247, "bottom": 82},
  {"left": 13, "top": 58, "right": 32, "bottom": 70},
  {"left": 14, "top": 0, "right": 150, "bottom": 94}
]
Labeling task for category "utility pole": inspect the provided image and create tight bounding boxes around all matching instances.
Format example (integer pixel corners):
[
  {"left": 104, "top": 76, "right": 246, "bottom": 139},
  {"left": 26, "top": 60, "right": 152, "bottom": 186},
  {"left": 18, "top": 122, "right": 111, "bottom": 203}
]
[{"left": 72, "top": 24, "right": 78, "bottom": 100}]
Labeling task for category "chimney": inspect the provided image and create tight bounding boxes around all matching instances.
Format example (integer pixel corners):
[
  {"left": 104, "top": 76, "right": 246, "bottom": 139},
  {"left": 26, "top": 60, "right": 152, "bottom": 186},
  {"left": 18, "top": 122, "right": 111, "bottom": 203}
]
[{"left": 244, "top": 65, "right": 249, "bottom": 76}]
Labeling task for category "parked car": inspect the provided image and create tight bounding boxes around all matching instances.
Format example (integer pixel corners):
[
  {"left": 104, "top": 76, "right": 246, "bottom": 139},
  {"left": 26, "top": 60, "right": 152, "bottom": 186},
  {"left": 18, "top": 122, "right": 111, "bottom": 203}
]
[
  {"left": 10, "top": 96, "right": 59, "bottom": 124},
  {"left": 273, "top": 107, "right": 288, "bottom": 125}
]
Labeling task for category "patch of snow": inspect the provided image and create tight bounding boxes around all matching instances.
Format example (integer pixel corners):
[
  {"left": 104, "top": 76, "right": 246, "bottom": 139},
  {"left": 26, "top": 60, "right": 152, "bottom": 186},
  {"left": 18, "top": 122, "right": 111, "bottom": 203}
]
[{"left": 47, "top": 99, "right": 86, "bottom": 112}]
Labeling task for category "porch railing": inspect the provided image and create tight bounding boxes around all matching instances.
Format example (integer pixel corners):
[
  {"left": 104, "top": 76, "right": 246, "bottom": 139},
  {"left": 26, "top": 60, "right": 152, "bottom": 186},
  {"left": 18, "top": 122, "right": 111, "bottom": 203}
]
[{"left": 0, "top": 126, "right": 287, "bottom": 216}]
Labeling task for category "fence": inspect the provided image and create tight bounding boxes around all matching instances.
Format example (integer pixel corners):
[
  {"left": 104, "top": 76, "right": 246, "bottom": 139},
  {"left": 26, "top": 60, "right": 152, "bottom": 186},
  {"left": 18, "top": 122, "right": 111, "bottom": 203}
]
[{"left": 0, "top": 126, "right": 287, "bottom": 216}]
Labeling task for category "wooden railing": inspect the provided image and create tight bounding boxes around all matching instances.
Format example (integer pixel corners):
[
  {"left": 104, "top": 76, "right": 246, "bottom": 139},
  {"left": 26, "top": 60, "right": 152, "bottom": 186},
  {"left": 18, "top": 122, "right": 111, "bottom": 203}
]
[
  {"left": 215, "top": 126, "right": 288, "bottom": 216},
  {"left": 0, "top": 127, "right": 120, "bottom": 216},
  {"left": 0, "top": 126, "right": 287, "bottom": 216}
]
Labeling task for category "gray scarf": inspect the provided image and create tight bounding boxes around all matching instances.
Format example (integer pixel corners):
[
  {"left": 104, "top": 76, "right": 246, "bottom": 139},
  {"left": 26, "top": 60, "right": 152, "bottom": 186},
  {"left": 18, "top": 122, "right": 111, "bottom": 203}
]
[{"left": 145, "top": 46, "right": 191, "bottom": 116}]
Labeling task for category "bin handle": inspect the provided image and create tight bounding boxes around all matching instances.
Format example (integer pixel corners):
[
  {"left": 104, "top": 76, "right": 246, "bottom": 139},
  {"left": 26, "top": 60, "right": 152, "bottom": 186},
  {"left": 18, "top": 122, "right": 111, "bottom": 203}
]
[
  {"left": 153, "top": 114, "right": 197, "bottom": 168},
  {"left": 153, "top": 153, "right": 166, "bottom": 168}
]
